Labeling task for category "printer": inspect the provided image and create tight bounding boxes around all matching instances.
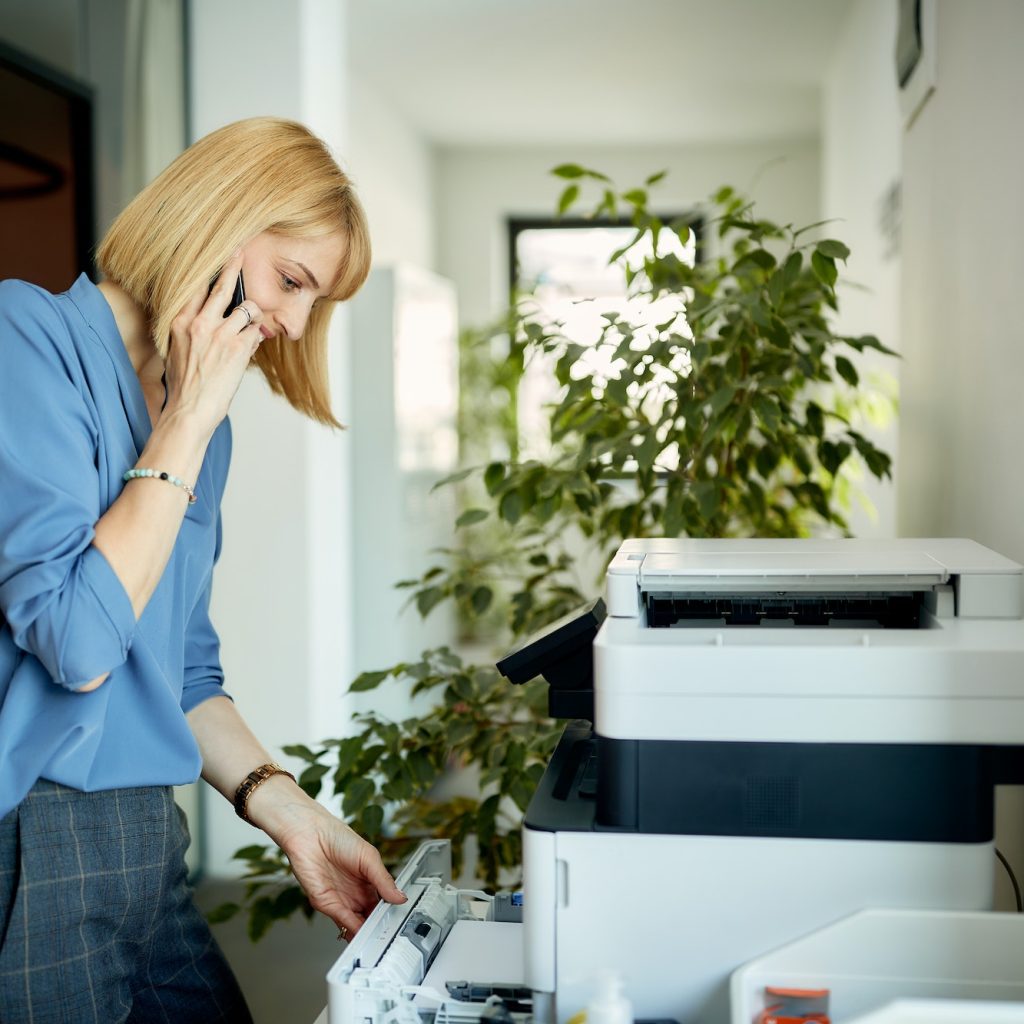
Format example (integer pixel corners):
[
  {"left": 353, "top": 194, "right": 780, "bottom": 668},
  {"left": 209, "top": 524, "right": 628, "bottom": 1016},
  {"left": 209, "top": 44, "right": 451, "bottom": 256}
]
[{"left": 327, "top": 538, "right": 1024, "bottom": 1024}]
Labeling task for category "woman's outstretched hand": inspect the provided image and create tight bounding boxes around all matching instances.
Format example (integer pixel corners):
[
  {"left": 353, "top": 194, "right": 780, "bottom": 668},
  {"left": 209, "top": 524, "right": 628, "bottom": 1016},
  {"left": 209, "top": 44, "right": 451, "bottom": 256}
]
[
  {"left": 272, "top": 802, "right": 407, "bottom": 938},
  {"left": 186, "top": 699, "right": 407, "bottom": 939},
  {"left": 163, "top": 252, "right": 266, "bottom": 434}
]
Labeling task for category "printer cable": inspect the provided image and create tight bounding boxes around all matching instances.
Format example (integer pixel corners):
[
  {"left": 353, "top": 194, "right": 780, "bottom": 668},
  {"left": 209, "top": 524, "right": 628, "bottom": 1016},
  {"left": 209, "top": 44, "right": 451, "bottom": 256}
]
[{"left": 995, "top": 847, "right": 1023, "bottom": 912}]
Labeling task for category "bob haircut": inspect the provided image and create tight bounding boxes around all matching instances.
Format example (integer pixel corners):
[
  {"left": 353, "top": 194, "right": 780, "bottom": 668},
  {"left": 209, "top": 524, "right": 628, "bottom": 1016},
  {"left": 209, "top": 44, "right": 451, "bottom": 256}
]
[{"left": 96, "top": 117, "right": 371, "bottom": 427}]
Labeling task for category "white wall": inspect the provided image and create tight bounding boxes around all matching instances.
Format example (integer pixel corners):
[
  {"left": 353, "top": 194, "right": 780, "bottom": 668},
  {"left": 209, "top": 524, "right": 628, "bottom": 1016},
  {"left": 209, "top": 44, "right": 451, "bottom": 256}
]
[
  {"left": 899, "top": 0, "right": 1024, "bottom": 548},
  {"left": 345, "top": 65, "right": 467, "bottom": 744},
  {"left": 437, "top": 140, "right": 821, "bottom": 328},
  {"left": 898, "top": 0, "right": 1024, "bottom": 911},
  {"left": 348, "top": 73, "right": 436, "bottom": 272},
  {"left": 346, "top": 72, "right": 458, "bottom": 690},
  {"left": 821, "top": 0, "right": 902, "bottom": 538}
]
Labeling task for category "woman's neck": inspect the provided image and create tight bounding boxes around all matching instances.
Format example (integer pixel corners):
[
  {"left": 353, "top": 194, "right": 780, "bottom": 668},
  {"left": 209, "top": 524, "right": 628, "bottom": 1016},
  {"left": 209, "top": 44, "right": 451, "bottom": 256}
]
[{"left": 96, "top": 280, "right": 164, "bottom": 385}]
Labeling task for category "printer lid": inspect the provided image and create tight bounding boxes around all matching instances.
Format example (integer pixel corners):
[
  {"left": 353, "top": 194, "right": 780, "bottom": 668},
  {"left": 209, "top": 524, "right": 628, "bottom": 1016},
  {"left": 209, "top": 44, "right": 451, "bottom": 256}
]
[
  {"left": 606, "top": 538, "right": 1023, "bottom": 619},
  {"left": 638, "top": 549, "right": 947, "bottom": 594}
]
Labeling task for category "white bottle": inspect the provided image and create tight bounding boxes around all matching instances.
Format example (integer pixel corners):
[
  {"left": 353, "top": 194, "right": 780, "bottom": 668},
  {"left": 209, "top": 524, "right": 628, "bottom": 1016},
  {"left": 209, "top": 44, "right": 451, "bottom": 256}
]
[{"left": 586, "top": 971, "right": 633, "bottom": 1024}]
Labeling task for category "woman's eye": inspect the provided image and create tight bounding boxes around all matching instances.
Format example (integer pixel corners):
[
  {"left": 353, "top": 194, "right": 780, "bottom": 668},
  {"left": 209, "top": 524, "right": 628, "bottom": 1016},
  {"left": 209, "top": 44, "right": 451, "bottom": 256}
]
[{"left": 281, "top": 275, "right": 300, "bottom": 292}]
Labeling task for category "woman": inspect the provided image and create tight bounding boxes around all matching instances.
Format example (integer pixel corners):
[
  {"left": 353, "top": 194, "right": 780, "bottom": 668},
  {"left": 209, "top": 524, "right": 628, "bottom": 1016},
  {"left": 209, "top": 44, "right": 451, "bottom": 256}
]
[{"left": 0, "top": 117, "right": 405, "bottom": 1023}]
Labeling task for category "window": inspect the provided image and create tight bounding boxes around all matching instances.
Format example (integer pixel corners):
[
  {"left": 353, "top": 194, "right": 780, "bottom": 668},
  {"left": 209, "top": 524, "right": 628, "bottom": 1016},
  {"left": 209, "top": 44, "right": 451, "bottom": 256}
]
[{"left": 508, "top": 214, "right": 700, "bottom": 460}]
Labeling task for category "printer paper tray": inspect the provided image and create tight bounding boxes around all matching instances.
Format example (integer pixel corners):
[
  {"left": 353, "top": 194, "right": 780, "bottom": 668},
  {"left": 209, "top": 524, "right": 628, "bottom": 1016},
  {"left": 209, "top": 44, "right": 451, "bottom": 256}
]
[{"left": 326, "top": 841, "right": 526, "bottom": 1024}]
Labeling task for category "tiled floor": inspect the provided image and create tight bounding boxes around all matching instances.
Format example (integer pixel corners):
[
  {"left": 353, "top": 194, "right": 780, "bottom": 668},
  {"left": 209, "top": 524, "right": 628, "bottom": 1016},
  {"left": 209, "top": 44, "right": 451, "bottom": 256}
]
[{"left": 193, "top": 879, "right": 339, "bottom": 1024}]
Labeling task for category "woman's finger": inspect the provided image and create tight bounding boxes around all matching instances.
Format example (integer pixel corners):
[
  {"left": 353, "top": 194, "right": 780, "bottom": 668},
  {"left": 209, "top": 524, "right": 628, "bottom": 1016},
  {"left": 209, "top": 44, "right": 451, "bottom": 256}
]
[
  {"left": 201, "top": 250, "right": 245, "bottom": 318},
  {"left": 332, "top": 909, "right": 366, "bottom": 940},
  {"left": 222, "top": 300, "right": 262, "bottom": 335},
  {"left": 177, "top": 283, "right": 208, "bottom": 325}
]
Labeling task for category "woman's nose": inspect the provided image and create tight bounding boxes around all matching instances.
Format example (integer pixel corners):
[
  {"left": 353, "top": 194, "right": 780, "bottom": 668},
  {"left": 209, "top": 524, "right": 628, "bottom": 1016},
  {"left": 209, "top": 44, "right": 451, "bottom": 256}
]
[{"left": 282, "top": 297, "right": 316, "bottom": 341}]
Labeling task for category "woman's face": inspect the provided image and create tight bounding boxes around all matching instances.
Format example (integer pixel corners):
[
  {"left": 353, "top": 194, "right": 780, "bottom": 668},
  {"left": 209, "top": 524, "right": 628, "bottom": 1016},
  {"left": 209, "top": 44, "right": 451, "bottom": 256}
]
[{"left": 239, "top": 230, "right": 347, "bottom": 342}]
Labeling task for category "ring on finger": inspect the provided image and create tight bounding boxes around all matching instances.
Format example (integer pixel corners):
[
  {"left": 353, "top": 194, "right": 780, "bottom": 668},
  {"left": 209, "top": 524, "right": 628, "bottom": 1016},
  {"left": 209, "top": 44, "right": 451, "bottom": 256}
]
[
  {"left": 236, "top": 304, "right": 252, "bottom": 328},
  {"left": 337, "top": 926, "right": 349, "bottom": 941}
]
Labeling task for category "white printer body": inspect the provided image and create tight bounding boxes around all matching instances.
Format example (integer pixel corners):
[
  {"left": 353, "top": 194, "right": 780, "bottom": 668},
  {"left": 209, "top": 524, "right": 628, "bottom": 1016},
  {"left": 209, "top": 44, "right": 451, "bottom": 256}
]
[
  {"left": 523, "top": 538, "right": 1024, "bottom": 1024},
  {"left": 328, "top": 539, "right": 1024, "bottom": 1024}
]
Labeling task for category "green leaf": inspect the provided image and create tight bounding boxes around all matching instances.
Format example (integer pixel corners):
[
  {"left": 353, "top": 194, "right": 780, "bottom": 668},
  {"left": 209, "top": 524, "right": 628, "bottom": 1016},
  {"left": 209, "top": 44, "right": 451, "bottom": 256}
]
[
  {"left": 834, "top": 355, "right": 859, "bottom": 387},
  {"left": 470, "top": 586, "right": 493, "bottom": 615},
  {"left": 342, "top": 777, "right": 375, "bottom": 818},
  {"left": 766, "top": 317, "right": 791, "bottom": 349},
  {"left": 207, "top": 901, "right": 242, "bottom": 924},
  {"left": 855, "top": 334, "right": 899, "bottom": 356},
  {"left": 755, "top": 396, "right": 781, "bottom": 434},
  {"left": 645, "top": 170, "right": 668, "bottom": 187},
  {"left": 455, "top": 508, "right": 489, "bottom": 528},
  {"left": 817, "top": 239, "right": 851, "bottom": 261},
  {"left": 298, "top": 763, "right": 329, "bottom": 798},
  {"left": 805, "top": 402, "right": 825, "bottom": 438},
  {"left": 409, "top": 748, "right": 436, "bottom": 786},
  {"left": 499, "top": 489, "right": 525, "bottom": 525},
  {"left": 692, "top": 480, "right": 719, "bottom": 521},
  {"left": 708, "top": 386, "right": 737, "bottom": 416},
  {"left": 248, "top": 896, "right": 276, "bottom": 943},
  {"left": 818, "top": 440, "right": 841, "bottom": 476},
  {"left": 447, "top": 718, "right": 477, "bottom": 748},
  {"left": 609, "top": 228, "right": 644, "bottom": 265},
  {"left": 755, "top": 446, "right": 779, "bottom": 479},
  {"left": 335, "top": 735, "right": 363, "bottom": 773},
  {"left": 669, "top": 217, "right": 691, "bottom": 245},
  {"left": 350, "top": 670, "right": 389, "bottom": 693},
  {"left": 769, "top": 252, "right": 802, "bottom": 307},
  {"left": 811, "top": 250, "right": 837, "bottom": 288},
  {"left": 737, "top": 248, "right": 776, "bottom": 272},
  {"left": 234, "top": 844, "right": 271, "bottom": 862},
  {"left": 508, "top": 774, "right": 537, "bottom": 813},
  {"left": 557, "top": 184, "right": 580, "bottom": 216},
  {"left": 271, "top": 886, "right": 307, "bottom": 919},
  {"left": 596, "top": 189, "right": 618, "bottom": 218},
  {"left": 430, "top": 467, "right": 474, "bottom": 492},
  {"left": 360, "top": 803, "right": 384, "bottom": 838},
  {"left": 549, "top": 164, "right": 611, "bottom": 183},
  {"left": 551, "top": 163, "right": 585, "bottom": 179},
  {"left": 415, "top": 587, "right": 446, "bottom": 618},
  {"left": 782, "top": 250, "right": 803, "bottom": 284},
  {"left": 280, "top": 744, "right": 318, "bottom": 762},
  {"left": 484, "top": 462, "right": 506, "bottom": 494},
  {"left": 714, "top": 185, "right": 735, "bottom": 204},
  {"left": 862, "top": 447, "right": 892, "bottom": 479}
]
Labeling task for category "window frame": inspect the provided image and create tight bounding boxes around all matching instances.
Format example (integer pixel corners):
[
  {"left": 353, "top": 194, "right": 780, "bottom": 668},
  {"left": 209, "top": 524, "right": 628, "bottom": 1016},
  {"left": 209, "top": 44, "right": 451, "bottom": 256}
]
[{"left": 507, "top": 212, "right": 705, "bottom": 300}]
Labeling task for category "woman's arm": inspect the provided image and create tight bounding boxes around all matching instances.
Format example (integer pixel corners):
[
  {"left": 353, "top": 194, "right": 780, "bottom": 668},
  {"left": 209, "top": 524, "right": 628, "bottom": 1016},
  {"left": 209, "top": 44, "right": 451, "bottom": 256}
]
[
  {"left": 187, "top": 695, "right": 406, "bottom": 936},
  {"left": 84, "top": 258, "right": 264, "bottom": 690}
]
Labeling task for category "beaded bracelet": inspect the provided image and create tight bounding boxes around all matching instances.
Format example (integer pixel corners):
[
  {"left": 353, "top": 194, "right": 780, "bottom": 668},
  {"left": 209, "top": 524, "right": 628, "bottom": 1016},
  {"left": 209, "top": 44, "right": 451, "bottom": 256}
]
[{"left": 122, "top": 468, "right": 198, "bottom": 504}]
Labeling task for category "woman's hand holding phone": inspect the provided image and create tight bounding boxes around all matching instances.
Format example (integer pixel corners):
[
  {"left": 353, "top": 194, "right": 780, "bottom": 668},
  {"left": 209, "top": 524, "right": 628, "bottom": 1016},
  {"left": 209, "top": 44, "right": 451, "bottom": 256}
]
[
  {"left": 162, "top": 252, "right": 266, "bottom": 438},
  {"left": 222, "top": 270, "right": 245, "bottom": 318}
]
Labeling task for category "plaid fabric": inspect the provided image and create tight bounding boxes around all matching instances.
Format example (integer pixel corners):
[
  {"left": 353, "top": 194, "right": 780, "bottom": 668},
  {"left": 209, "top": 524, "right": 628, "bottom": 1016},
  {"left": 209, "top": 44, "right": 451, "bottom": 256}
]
[{"left": 0, "top": 780, "right": 252, "bottom": 1024}]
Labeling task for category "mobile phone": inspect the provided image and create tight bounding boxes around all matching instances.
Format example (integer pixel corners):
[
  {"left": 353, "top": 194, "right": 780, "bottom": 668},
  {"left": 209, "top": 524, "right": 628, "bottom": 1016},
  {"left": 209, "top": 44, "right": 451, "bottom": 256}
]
[{"left": 223, "top": 271, "right": 245, "bottom": 318}]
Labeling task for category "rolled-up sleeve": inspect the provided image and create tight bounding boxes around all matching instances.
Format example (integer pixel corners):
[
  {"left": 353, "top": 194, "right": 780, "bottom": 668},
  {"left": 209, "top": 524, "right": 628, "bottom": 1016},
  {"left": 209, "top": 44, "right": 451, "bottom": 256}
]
[
  {"left": 180, "top": 510, "right": 230, "bottom": 712},
  {"left": 0, "top": 281, "right": 137, "bottom": 688}
]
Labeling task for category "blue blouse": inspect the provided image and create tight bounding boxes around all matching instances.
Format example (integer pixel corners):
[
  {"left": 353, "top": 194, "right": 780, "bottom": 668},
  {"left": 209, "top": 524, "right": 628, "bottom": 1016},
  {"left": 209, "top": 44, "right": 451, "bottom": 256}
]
[{"left": 0, "top": 274, "right": 232, "bottom": 819}]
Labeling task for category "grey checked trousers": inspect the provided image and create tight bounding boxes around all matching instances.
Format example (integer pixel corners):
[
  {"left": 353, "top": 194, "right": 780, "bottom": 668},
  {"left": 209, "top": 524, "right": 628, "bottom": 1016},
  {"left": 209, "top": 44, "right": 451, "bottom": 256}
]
[{"left": 0, "top": 780, "right": 253, "bottom": 1023}]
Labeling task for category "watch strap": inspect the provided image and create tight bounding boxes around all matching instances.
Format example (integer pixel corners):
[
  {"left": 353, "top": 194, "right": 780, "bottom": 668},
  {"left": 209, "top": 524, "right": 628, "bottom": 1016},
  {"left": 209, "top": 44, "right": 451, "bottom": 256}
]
[{"left": 233, "top": 762, "right": 297, "bottom": 824}]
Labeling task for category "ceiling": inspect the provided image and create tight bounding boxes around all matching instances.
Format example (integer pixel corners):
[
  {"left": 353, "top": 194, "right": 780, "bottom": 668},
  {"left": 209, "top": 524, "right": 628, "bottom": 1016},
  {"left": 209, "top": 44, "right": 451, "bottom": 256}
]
[{"left": 348, "top": 0, "right": 853, "bottom": 147}]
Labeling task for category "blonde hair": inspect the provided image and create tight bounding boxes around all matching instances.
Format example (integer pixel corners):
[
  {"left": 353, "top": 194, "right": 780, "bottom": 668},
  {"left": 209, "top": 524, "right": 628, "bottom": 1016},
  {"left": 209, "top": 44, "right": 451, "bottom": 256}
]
[{"left": 96, "top": 117, "right": 371, "bottom": 427}]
